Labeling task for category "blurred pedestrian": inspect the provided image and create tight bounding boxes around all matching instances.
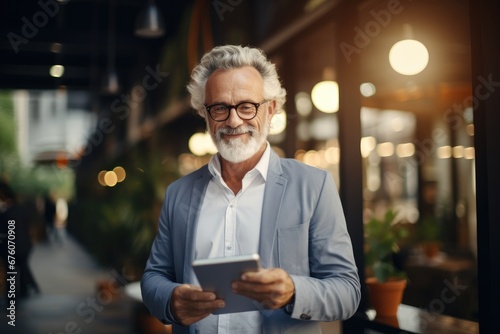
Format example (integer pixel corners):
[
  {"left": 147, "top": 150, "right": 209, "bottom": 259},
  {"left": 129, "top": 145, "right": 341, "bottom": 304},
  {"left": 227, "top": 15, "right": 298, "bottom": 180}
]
[
  {"left": 43, "top": 192, "right": 57, "bottom": 243},
  {"left": 0, "top": 180, "right": 39, "bottom": 300}
]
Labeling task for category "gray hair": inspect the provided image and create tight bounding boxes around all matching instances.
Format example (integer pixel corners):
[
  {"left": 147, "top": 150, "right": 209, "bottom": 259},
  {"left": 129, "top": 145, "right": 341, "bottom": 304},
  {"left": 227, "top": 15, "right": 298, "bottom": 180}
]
[{"left": 187, "top": 45, "right": 287, "bottom": 116}]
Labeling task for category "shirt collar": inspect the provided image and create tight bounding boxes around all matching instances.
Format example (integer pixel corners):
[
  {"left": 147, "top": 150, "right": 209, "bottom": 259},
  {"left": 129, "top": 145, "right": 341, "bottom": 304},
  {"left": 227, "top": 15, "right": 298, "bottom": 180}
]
[{"left": 208, "top": 142, "right": 271, "bottom": 181}]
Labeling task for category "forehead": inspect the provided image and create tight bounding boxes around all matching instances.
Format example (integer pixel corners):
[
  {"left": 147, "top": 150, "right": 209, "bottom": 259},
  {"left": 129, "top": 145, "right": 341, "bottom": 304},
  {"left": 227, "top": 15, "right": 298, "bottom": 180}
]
[{"left": 205, "top": 66, "right": 264, "bottom": 103}]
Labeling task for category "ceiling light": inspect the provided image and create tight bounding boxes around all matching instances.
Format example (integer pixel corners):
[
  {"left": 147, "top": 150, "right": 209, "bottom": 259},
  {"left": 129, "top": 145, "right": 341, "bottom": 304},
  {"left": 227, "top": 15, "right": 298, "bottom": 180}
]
[
  {"left": 102, "top": 1, "right": 120, "bottom": 94},
  {"left": 311, "top": 81, "right": 339, "bottom": 113},
  {"left": 50, "top": 65, "right": 64, "bottom": 78},
  {"left": 135, "top": 1, "right": 165, "bottom": 38},
  {"left": 360, "top": 82, "right": 376, "bottom": 97},
  {"left": 270, "top": 110, "right": 287, "bottom": 135},
  {"left": 50, "top": 42, "right": 63, "bottom": 53},
  {"left": 389, "top": 39, "right": 429, "bottom": 75},
  {"left": 311, "top": 67, "right": 339, "bottom": 113},
  {"left": 294, "top": 92, "right": 313, "bottom": 117},
  {"left": 376, "top": 142, "right": 395, "bottom": 157},
  {"left": 102, "top": 70, "right": 120, "bottom": 95}
]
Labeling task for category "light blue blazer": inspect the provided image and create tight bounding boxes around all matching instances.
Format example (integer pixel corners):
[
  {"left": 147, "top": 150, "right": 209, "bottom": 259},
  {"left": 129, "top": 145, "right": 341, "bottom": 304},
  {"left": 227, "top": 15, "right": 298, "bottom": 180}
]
[{"left": 141, "top": 150, "right": 361, "bottom": 333}]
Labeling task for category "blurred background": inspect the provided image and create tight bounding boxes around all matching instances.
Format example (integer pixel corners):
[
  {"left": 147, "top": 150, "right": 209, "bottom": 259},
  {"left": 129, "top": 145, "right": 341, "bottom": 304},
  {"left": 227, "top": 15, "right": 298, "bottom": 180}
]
[{"left": 0, "top": 0, "right": 497, "bottom": 333}]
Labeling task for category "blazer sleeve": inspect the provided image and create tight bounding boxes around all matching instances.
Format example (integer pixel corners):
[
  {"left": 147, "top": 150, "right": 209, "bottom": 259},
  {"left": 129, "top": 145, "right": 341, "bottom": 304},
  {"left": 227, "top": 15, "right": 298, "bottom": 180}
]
[
  {"left": 140, "top": 189, "right": 180, "bottom": 325},
  {"left": 288, "top": 171, "right": 361, "bottom": 321}
]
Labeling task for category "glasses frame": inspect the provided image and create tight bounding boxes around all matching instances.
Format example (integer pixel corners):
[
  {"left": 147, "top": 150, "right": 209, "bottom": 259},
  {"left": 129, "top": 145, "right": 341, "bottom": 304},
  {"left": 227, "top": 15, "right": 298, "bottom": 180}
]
[{"left": 204, "top": 100, "right": 268, "bottom": 122}]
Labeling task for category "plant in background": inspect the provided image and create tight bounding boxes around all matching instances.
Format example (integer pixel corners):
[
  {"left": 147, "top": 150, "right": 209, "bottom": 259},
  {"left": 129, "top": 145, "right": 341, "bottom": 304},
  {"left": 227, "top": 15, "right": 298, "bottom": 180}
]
[
  {"left": 415, "top": 215, "right": 443, "bottom": 259},
  {"left": 365, "top": 209, "right": 409, "bottom": 282},
  {"left": 416, "top": 216, "right": 440, "bottom": 242}
]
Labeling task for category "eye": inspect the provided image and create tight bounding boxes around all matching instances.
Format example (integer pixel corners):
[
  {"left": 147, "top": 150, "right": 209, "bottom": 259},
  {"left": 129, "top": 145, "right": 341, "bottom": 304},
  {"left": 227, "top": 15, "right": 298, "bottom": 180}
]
[
  {"left": 238, "top": 103, "right": 255, "bottom": 112},
  {"left": 212, "top": 105, "right": 228, "bottom": 112}
]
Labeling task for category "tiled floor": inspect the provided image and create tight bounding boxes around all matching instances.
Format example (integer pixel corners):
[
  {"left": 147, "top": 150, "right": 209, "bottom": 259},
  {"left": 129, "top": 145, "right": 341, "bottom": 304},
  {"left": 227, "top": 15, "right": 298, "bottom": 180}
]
[{"left": 0, "top": 228, "right": 148, "bottom": 334}]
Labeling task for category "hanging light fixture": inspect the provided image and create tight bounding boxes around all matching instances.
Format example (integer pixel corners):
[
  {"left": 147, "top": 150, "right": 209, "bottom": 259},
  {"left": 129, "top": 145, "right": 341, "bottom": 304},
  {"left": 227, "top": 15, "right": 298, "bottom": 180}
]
[
  {"left": 135, "top": 0, "right": 165, "bottom": 38},
  {"left": 50, "top": 44, "right": 64, "bottom": 78},
  {"left": 389, "top": 24, "right": 429, "bottom": 75},
  {"left": 50, "top": 65, "right": 65, "bottom": 78},
  {"left": 102, "top": 0, "right": 120, "bottom": 94}
]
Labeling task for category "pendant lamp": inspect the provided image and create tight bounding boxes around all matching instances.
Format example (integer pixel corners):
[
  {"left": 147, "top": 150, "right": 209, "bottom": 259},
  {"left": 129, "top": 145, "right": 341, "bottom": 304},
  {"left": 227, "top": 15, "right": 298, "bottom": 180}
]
[
  {"left": 102, "top": 0, "right": 120, "bottom": 94},
  {"left": 135, "top": 0, "right": 165, "bottom": 38}
]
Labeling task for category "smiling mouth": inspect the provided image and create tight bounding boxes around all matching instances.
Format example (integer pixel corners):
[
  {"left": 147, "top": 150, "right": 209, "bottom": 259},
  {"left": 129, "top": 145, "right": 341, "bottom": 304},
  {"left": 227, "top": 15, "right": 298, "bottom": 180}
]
[
  {"left": 218, "top": 126, "right": 253, "bottom": 140},
  {"left": 224, "top": 132, "right": 247, "bottom": 138},
  {"left": 221, "top": 133, "right": 249, "bottom": 143}
]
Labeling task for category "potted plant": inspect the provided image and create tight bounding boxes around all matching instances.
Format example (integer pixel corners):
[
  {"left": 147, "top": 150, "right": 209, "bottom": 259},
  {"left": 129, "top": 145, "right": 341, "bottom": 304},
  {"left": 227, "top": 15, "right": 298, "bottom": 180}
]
[
  {"left": 364, "top": 209, "right": 409, "bottom": 318},
  {"left": 416, "top": 216, "right": 442, "bottom": 260}
]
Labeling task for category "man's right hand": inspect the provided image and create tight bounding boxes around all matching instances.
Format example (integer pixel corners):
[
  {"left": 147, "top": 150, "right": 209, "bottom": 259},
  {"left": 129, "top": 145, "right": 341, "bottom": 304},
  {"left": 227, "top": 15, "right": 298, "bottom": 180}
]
[{"left": 170, "top": 284, "right": 225, "bottom": 326}]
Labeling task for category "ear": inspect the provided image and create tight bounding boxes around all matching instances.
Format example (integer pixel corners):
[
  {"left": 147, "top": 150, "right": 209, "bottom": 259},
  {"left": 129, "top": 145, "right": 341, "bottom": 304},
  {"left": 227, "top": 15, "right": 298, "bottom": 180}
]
[
  {"left": 267, "top": 100, "right": 277, "bottom": 119},
  {"left": 197, "top": 108, "right": 207, "bottom": 119}
]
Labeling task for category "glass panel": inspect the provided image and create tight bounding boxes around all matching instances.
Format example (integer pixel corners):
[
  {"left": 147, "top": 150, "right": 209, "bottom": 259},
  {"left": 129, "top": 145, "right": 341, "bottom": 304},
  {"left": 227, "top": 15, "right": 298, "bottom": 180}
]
[{"left": 358, "top": 0, "right": 477, "bottom": 322}]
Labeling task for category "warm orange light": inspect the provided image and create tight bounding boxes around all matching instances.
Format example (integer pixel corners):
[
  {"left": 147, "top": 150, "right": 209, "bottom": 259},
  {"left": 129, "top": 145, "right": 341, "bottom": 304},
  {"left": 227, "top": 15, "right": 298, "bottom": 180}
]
[
  {"left": 56, "top": 153, "right": 68, "bottom": 169},
  {"left": 311, "top": 81, "right": 339, "bottom": 113},
  {"left": 389, "top": 39, "right": 429, "bottom": 75},
  {"left": 97, "top": 171, "right": 107, "bottom": 186},
  {"left": 376, "top": 142, "right": 395, "bottom": 157},
  {"left": 113, "top": 166, "right": 126, "bottom": 182},
  {"left": 437, "top": 146, "right": 452, "bottom": 159},
  {"left": 104, "top": 171, "right": 118, "bottom": 187}
]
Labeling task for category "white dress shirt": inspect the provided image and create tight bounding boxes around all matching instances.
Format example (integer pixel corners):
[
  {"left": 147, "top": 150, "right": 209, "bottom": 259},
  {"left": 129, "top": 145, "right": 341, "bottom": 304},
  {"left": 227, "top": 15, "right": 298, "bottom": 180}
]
[{"left": 193, "top": 143, "right": 271, "bottom": 334}]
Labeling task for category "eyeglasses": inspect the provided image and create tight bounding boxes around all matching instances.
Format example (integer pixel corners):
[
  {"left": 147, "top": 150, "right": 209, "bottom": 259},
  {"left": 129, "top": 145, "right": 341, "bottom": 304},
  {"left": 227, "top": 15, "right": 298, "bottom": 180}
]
[{"left": 204, "top": 100, "right": 268, "bottom": 122}]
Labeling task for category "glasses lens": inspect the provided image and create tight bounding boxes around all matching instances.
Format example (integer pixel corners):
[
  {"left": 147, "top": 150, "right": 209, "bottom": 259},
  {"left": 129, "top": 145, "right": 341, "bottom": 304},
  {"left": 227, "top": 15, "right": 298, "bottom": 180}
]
[
  {"left": 236, "top": 103, "right": 257, "bottom": 119},
  {"left": 209, "top": 104, "right": 229, "bottom": 120}
]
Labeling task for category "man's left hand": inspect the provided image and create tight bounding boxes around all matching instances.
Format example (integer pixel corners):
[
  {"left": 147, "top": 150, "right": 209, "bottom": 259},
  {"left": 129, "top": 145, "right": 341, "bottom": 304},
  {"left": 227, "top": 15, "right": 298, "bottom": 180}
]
[{"left": 231, "top": 268, "right": 295, "bottom": 309}]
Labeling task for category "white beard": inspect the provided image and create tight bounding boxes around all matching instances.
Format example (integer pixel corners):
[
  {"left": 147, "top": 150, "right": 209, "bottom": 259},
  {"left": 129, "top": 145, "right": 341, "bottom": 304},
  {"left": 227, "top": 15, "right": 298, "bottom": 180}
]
[{"left": 210, "top": 121, "right": 269, "bottom": 164}]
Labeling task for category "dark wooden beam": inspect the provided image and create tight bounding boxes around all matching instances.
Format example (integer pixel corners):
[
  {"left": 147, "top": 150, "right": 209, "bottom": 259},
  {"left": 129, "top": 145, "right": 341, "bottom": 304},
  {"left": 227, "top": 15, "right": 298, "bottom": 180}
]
[{"left": 470, "top": 0, "right": 500, "bottom": 333}]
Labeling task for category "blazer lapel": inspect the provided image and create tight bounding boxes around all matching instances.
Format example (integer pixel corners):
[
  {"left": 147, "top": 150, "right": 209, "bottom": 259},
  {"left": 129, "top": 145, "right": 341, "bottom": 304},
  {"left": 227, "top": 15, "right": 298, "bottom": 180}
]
[
  {"left": 183, "top": 167, "right": 211, "bottom": 282},
  {"left": 259, "top": 151, "right": 287, "bottom": 269}
]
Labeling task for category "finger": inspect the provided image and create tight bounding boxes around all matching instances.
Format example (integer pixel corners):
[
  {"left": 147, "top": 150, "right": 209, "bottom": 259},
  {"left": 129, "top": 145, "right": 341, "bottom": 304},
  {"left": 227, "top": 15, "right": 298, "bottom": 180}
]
[
  {"left": 233, "top": 272, "right": 295, "bottom": 309},
  {"left": 172, "top": 297, "right": 225, "bottom": 326},
  {"left": 241, "top": 268, "right": 285, "bottom": 283},
  {"left": 177, "top": 284, "right": 217, "bottom": 302},
  {"left": 232, "top": 280, "right": 274, "bottom": 294},
  {"left": 176, "top": 300, "right": 225, "bottom": 315},
  {"left": 233, "top": 281, "right": 289, "bottom": 301}
]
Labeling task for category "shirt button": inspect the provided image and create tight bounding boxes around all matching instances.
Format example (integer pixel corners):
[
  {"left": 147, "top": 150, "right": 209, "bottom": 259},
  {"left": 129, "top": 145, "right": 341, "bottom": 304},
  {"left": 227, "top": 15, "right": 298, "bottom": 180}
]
[
  {"left": 300, "top": 313, "right": 312, "bottom": 321},
  {"left": 226, "top": 243, "right": 232, "bottom": 250}
]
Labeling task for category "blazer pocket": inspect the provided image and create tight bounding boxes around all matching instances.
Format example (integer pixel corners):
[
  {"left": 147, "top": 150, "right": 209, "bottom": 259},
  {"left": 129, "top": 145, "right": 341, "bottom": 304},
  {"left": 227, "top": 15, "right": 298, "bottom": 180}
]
[{"left": 277, "top": 223, "right": 310, "bottom": 276}]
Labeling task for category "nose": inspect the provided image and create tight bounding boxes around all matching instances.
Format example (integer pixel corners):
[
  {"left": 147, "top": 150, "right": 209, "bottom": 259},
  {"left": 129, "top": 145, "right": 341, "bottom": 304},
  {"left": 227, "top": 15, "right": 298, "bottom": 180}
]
[{"left": 225, "top": 106, "right": 244, "bottom": 127}]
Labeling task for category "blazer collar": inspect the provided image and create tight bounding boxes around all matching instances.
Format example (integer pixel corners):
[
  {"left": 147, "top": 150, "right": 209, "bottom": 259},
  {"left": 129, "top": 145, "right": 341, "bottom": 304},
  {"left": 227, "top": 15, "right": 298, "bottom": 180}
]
[{"left": 259, "top": 150, "right": 286, "bottom": 268}]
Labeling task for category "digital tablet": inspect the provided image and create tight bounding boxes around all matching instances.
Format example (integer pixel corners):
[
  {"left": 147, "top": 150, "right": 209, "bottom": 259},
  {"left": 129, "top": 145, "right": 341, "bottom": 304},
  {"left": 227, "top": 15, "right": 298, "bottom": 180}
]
[{"left": 192, "top": 253, "right": 261, "bottom": 314}]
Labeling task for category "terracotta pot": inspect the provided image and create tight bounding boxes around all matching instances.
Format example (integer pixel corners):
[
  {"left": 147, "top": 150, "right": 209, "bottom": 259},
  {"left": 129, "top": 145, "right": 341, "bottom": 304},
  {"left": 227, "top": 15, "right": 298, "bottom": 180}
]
[
  {"left": 138, "top": 314, "right": 171, "bottom": 334},
  {"left": 422, "top": 241, "right": 441, "bottom": 259},
  {"left": 134, "top": 303, "right": 172, "bottom": 334},
  {"left": 366, "top": 277, "right": 407, "bottom": 317}
]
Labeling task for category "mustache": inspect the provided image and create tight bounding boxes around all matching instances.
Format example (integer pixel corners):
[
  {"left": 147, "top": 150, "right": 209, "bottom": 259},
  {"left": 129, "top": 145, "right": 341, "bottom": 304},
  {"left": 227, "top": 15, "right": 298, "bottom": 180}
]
[{"left": 216, "top": 125, "right": 256, "bottom": 137}]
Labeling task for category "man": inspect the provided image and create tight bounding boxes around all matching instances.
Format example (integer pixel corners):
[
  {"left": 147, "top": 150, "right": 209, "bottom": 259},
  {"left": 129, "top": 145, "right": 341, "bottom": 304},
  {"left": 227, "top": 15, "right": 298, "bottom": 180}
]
[{"left": 141, "top": 45, "right": 360, "bottom": 333}]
